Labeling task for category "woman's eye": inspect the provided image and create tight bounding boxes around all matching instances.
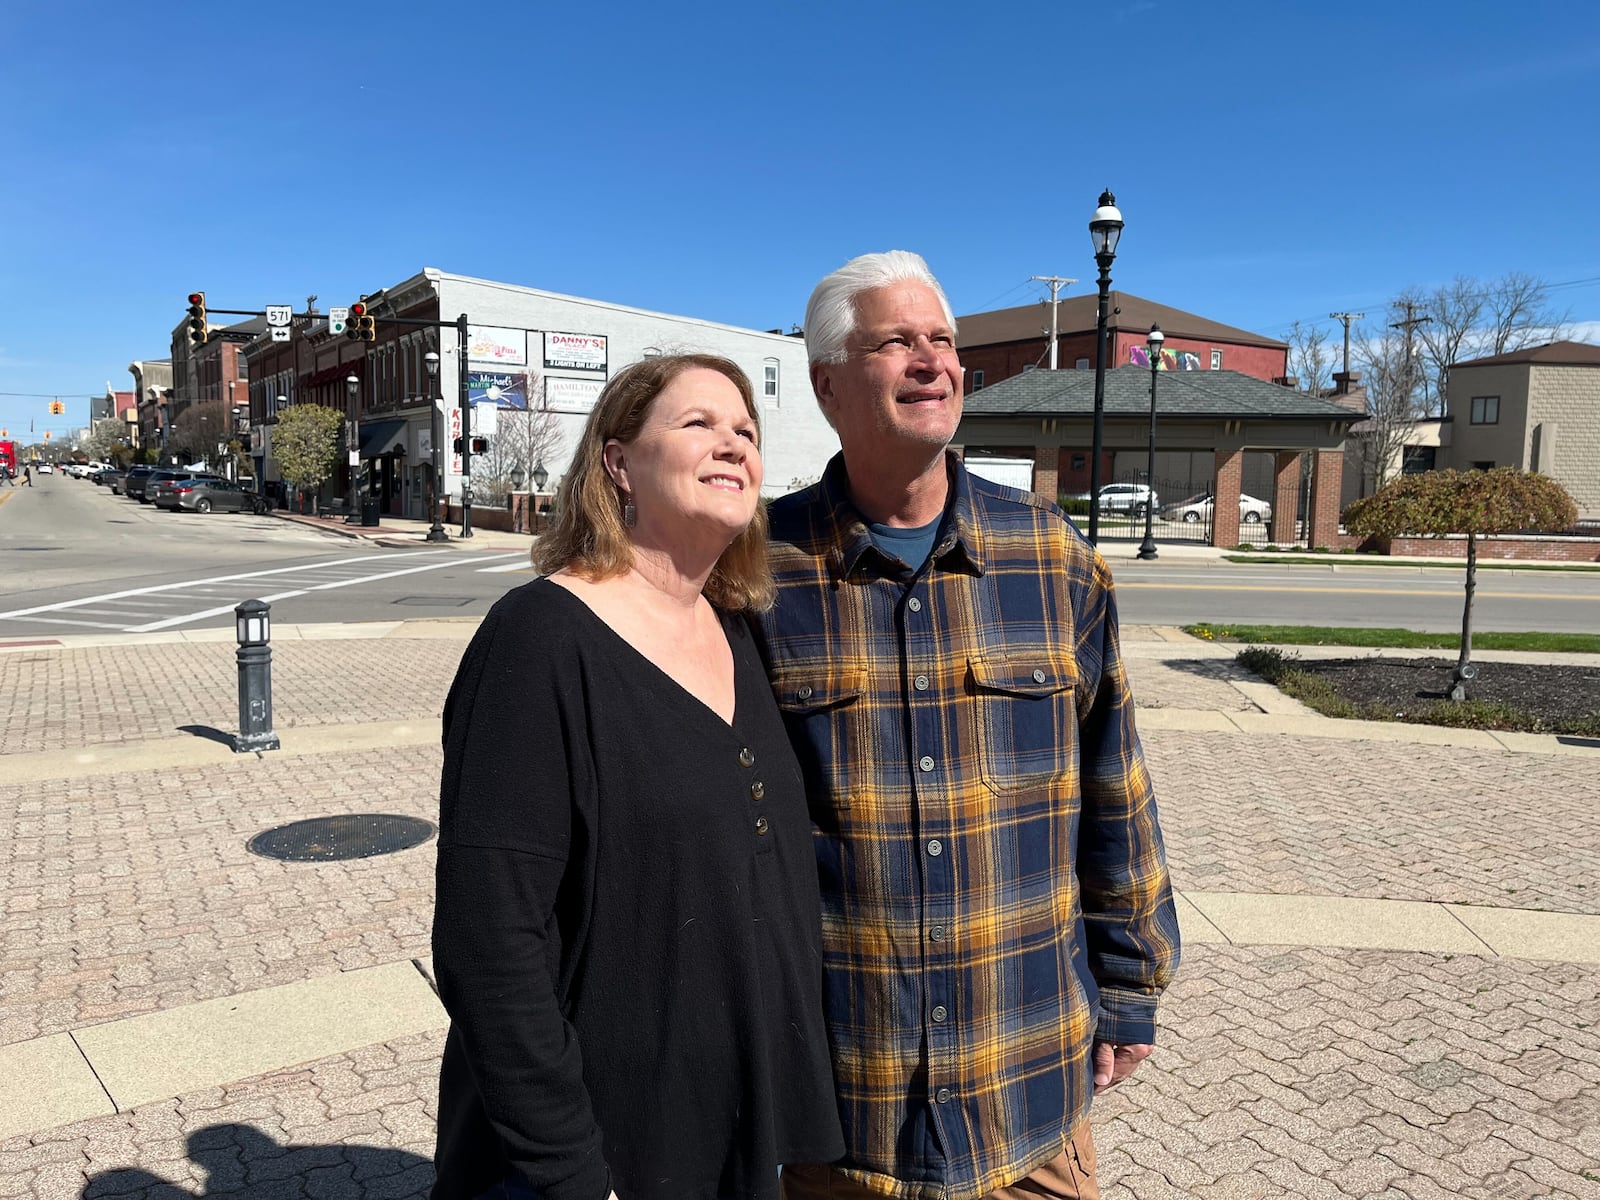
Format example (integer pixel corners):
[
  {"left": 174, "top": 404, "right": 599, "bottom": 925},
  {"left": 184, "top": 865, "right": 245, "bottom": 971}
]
[{"left": 737, "top": 428, "right": 756, "bottom": 442}]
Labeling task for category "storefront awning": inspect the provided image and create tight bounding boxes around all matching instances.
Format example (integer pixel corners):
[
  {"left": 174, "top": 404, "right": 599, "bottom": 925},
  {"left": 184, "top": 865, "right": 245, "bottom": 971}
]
[{"left": 358, "top": 419, "right": 407, "bottom": 458}]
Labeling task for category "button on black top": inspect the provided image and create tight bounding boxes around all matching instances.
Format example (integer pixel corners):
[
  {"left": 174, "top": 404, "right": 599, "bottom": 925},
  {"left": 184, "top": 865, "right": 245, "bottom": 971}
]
[
  {"left": 755, "top": 816, "right": 770, "bottom": 835},
  {"left": 739, "top": 748, "right": 755, "bottom": 768},
  {"left": 751, "top": 780, "right": 765, "bottom": 801}
]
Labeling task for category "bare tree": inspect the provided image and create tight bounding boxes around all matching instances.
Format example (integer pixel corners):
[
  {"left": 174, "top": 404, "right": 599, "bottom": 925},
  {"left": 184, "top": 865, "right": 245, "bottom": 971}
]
[
  {"left": 1285, "top": 320, "right": 1332, "bottom": 395},
  {"left": 1353, "top": 323, "right": 1423, "bottom": 494},
  {"left": 1411, "top": 277, "right": 1482, "bottom": 418},
  {"left": 170, "top": 401, "right": 230, "bottom": 465},
  {"left": 81, "top": 418, "right": 127, "bottom": 461},
  {"left": 1486, "top": 270, "right": 1569, "bottom": 355}
]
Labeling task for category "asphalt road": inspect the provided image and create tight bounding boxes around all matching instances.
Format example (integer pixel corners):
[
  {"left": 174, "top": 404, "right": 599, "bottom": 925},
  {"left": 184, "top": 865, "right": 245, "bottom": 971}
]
[
  {"left": 0, "top": 474, "right": 527, "bottom": 638},
  {"left": 4, "top": 472, "right": 1599, "bottom": 637}
]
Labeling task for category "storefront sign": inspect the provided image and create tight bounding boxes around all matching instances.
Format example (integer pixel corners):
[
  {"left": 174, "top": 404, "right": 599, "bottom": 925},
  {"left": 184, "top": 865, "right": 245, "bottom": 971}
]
[
  {"left": 544, "top": 332, "right": 608, "bottom": 373},
  {"left": 545, "top": 376, "right": 604, "bottom": 414},
  {"left": 468, "top": 326, "right": 529, "bottom": 367},
  {"left": 468, "top": 371, "right": 530, "bottom": 409}
]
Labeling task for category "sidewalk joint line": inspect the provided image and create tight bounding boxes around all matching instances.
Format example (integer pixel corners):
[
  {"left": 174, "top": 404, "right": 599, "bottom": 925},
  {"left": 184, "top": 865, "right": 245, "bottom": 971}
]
[
  {"left": 1438, "top": 904, "right": 1502, "bottom": 956},
  {"left": 68, "top": 1029, "right": 120, "bottom": 1115}
]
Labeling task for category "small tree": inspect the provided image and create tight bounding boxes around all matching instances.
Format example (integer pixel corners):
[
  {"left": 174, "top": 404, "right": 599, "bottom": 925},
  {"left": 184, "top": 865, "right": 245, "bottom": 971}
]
[
  {"left": 1345, "top": 469, "right": 1577, "bottom": 689},
  {"left": 272, "top": 404, "right": 343, "bottom": 511}
]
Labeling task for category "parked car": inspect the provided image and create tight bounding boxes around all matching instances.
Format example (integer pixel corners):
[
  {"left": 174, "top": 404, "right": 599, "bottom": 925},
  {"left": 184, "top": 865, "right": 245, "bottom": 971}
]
[
  {"left": 1096, "top": 483, "right": 1159, "bottom": 515},
  {"left": 121, "top": 466, "right": 160, "bottom": 500},
  {"left": 104, "top": 466, "right": 135, "bottom": 494},
  {"left": 150, "top": 472, "right": 222, "bottom": 508},
  {"left": 1161, "top": 491, "right": 1274, "bottom": 524},
  {"left": 157, "top": 477, "right": 264, "bottom": 514},
  {"left": 138, "top": 469, "right": 204, "bottom": 504}
]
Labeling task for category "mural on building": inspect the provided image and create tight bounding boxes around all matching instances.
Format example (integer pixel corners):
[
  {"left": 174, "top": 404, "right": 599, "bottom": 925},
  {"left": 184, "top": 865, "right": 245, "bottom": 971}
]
[{"left": 1128, "top": 346, "right": 1202, "bottom": 370}]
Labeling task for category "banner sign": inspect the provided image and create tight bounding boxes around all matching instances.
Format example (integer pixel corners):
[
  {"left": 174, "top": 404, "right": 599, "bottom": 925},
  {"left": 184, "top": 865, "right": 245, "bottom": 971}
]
[
  {"left": 468, "top": 371, "right": 530, "bottom": 410},
  {"left": 544, "top": 331, "right": 608, "bottom": 374},
  {"left": 468, "top": 326, "right": 528, "bottom": 367},
  {"left": 545, "top": 376, "right": 604, "bottom": 414}
]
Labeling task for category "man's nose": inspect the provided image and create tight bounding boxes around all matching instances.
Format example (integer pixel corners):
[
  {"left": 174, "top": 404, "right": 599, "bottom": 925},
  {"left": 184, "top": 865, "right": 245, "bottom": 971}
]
[{"left": 908, "top": 335, "right": 947, "bottom": 373}]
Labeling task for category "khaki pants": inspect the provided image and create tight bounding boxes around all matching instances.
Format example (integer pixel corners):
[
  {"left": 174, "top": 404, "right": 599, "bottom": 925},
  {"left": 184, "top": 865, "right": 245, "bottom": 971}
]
[{"left": 780, "top": 1122, "right": 1099, "bottom": 1200}]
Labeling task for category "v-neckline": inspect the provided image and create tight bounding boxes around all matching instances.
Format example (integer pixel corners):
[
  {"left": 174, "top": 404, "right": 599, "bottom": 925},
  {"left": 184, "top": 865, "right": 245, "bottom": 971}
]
[{"left": 538, "top": 577, "right": 743, "bottom": 732}]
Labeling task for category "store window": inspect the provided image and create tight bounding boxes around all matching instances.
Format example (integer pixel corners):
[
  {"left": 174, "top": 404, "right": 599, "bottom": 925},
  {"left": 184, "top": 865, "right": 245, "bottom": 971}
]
[{"left": 1470, "top": 396, "right": 1500, "bottom": 424}]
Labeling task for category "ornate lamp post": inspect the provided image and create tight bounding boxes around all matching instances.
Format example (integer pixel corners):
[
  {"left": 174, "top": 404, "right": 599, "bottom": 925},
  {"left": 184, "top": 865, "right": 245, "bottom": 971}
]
[
  {"left": 532, "top": 459, "right": 548, "bottom": 493},
  {"left": 345, "top": 374, "right": 360, "bottom": 523},
  {"left": 423, "top": 352, "right": 448, "bottom": 543},
  {"left": 1137, "top": 323, "right": 1163, "bottom": 561},
  {"left": 509, "top": 464, "right": 526, "bottom": 515},
  {"left": 1087, "top": 189, "right": 1124, "bottom": 546}
]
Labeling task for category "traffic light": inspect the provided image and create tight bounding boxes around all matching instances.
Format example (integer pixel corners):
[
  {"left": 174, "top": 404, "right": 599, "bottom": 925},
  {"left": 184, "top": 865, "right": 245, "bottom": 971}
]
[
  {"left": 452, "top": 437, "right": 464, "bottom": 454},
  {"left": 346, "top": 301, "right": 376, "bottom": 342},
  {"left": 49, "top": 400, "right": 65, "bottom": 415},
  {"left": 186, "top": 292, "right": 208, "bottom": 345},
  {"left": 471, "top": 436, "right": 488, "bottom": 455}
]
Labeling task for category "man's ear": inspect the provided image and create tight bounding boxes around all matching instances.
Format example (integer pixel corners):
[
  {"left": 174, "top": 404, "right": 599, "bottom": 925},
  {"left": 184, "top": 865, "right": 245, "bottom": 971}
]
[
  {"left": 602, "top": 440, "right": 629, "bottom": 493},
  {"left": 811, "top": 362, "right": 837, "bottom": 423}
]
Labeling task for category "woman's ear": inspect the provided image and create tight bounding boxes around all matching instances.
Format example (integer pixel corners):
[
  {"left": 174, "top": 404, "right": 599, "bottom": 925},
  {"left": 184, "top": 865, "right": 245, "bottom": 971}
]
[{"left": 602, "top": 439, "right": 629, "bottom": 493}]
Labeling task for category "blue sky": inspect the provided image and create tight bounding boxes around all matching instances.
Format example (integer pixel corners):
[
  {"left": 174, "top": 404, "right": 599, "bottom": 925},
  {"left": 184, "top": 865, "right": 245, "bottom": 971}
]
[{"left": 3, "top": 0, "right": 1598, "bottom": 442}]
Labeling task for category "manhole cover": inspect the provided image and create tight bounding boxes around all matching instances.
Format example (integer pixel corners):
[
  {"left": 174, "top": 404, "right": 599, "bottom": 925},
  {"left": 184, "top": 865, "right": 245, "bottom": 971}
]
[{"left": 247, "top": 814, "right": 437, "bottom": 862}]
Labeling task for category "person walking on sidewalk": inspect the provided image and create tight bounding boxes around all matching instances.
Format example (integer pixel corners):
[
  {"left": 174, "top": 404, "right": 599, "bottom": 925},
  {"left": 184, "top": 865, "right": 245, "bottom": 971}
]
[
  {"left": 755, "top": 251, "right": 1181, "bottom": 1200},
  {"left": 431, "top": 353, "right": 843, "bottom": 1200}
]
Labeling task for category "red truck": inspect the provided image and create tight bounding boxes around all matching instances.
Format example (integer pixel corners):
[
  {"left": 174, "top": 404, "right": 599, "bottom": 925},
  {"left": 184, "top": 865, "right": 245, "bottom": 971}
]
[{"left": 0, "top": 439, "right": 17, "bottom": 479}]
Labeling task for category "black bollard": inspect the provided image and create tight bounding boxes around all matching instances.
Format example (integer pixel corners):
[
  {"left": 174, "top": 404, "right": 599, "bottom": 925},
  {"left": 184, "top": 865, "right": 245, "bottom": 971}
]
[{"left": 233, "top": 598, "right": 281, "bottom": 753}]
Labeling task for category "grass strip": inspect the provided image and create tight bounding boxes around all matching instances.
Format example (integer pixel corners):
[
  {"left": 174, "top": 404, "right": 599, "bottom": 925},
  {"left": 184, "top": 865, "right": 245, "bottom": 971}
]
[
  {"left": 1185, "top": 624, "right": 1600, "bottom": 654},
  {"left": 1222, "top": 553, "right": 1600, "bottom": 572},
  {"left": 1233, "top": 646, "right": 1600, "bottom": 737}
]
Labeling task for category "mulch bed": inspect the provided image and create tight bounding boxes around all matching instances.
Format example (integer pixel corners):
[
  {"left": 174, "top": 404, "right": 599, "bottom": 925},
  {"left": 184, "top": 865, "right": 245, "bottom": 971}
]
[{"left": 1295, "top": 657, "right": 1600, "bottom": 729}]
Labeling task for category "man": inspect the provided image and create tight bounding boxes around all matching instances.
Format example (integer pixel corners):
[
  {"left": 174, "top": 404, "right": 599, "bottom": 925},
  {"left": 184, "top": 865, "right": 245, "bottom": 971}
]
[{"left": 756, "top": 251, "right": 1180, "bottom": 1200}]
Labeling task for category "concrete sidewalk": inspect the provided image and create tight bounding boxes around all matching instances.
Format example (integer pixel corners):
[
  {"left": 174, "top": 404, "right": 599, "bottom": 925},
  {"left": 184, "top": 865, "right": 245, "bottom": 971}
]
[{"left": 1, "top": 623, "right": 1596, "bottom": 1197}]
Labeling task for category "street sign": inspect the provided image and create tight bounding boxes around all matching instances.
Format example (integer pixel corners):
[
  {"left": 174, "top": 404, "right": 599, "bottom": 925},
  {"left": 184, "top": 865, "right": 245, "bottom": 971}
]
[
  {"left": 265, "top": 305, "right": 293, "bottom": 327},
  {"left": 328, "top": 306, "right": 350, "bottom": 336},
  {"left": 270, "top": 327, "right": 291, "bottom": 343},
  {"left": 348, "top": 450, "right": 359, "bottom": 467}
]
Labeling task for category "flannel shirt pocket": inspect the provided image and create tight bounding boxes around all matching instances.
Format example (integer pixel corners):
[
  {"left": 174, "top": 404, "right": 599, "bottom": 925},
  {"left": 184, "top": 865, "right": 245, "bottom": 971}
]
[{"left": 968, "top": 653, "right": 1078, "bottom": 797}]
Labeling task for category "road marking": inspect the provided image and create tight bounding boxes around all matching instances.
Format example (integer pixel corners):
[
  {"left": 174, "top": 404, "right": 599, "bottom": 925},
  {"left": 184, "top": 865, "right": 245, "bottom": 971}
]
[
  {"left": 479, "top": 561, "right": 534, "bottom": 573},
  {"left": 124, "top": 553, "right": 523, "bottom": 632},
  {"left": 0, "top": 552, "right": 441, "bottom": 623},
  {"left": 1117, "top": 581, "right": 1599, "bottom": 602}
]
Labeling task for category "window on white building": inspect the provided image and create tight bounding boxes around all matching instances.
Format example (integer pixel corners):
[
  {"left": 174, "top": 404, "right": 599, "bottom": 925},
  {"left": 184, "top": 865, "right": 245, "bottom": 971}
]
[
  {"left": 1210, "top": 349, "right": 1223, "bottom": 370},
  {"left": 763, "top": 358, "right": 780, "bottom": 403}
]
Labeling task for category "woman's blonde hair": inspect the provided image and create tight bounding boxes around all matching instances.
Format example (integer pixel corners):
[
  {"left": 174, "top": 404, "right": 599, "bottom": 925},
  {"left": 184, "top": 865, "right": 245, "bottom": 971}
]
[{"left": 531, "top": 353, "right": 774, "bottom": 611}]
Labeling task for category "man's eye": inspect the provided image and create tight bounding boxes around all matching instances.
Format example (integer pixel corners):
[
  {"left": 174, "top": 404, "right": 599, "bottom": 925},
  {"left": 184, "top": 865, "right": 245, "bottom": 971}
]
[{"left": 879, "top": 337, "right": 909, "bottom": 350}]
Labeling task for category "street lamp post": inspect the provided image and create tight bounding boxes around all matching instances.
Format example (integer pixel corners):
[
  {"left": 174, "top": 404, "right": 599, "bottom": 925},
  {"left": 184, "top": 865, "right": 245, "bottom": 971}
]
[
  {"left": 423, "top": 352, "right": 448, "bottom": 542},
  {"left": 1087, "top": 188, "right": 1124, "bottom": 547},
  {"left": 509, "top": 464, "right": 525, "bottom": 516},
  {"left": 345, "top": 375, "right": 360, "bottom": 523},
  {"left": 1137, "top": 323, "right": 1163, "bottom": 561}
]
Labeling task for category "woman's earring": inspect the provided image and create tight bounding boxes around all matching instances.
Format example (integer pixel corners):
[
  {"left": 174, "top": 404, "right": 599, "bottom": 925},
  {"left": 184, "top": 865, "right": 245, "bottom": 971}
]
[{"left": 623, "top": 497, "right": 637, "bottom": 528}]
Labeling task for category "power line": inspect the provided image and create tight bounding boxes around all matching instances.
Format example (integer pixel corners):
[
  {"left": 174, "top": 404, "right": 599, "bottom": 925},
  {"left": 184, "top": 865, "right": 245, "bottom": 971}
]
[{"left": 1272, "top": 272, "right": 1600, "bottom": 333}]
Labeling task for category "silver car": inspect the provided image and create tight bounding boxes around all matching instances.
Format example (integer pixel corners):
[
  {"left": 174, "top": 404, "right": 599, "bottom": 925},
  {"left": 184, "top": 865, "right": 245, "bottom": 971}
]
[{"left": 160, "top": 477, "right": 266, "bottom": 514}]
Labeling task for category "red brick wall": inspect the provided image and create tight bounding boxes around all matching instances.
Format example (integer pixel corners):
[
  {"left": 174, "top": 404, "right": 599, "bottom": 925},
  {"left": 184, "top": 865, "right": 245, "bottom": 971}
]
[
  {"left": 1377, "top": 535, "right": 1600, "bottom": 562},
  {"left": 1213, "top": 448, "right": 1242, "bottom": 547},
  {"left": 1270, "top": 452, "right": 1301, "bottom": 544},
  {"left": 1033, "top": 445, "right": 1060, "bottom": 502},
  {"left": 960, "top": 331, "right": 1287, "bottom": 388},
  {"left": 1306, "top": 449, "right": 1343, "bottom": 549}
]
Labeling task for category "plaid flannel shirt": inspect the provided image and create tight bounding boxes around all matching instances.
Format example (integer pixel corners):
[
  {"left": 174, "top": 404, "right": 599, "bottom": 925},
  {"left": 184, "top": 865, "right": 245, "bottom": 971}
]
[{"left": 753, "top": 452, "right": 1180, "bottom": 1200}]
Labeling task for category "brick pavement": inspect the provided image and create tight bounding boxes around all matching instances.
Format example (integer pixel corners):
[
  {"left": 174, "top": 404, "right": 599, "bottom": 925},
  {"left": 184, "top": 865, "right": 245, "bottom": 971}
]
[{"left": 4, "top": 625, "right": 1599, "bottom": 1197}]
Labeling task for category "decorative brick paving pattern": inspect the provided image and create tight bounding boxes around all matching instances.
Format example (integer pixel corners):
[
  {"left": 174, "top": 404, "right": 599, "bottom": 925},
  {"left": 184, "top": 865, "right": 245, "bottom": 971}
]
[
  {"left": 1124, "top": 656, "right": 1260, "bottom": 712},
  {"left": 1096, "top": 943, "right": 1600, "bottom": 1200},
  {"left": 0, "top": 640, "right": 470, "bottom": 756},
  {"left": 0, "top": 1030, "right": 443, "bottom": 1199},
  {"left": 1147, "top": 732, "right": 1600, "bottom": 916},
  {"left": 1, "top": 746, "right": 441, "bottom": 1045}
]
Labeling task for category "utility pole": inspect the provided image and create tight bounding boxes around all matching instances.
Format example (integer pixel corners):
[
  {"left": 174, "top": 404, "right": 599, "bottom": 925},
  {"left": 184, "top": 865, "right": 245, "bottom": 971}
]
[
  {"left": 1329, "top": 311, "right": 1364, "bottom": 381},
  {"left": 1031, "top": 275, "right": 1077, "bottom": 369},
  {"left": 1390, "top": 301, "right": 1433, "bottom": 416}
]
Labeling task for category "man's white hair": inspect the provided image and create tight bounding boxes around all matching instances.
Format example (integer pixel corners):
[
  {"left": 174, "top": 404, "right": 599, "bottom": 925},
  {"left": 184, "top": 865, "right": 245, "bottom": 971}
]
[{"left": 803, "top": 250, "right": 957, "bottom": 366}]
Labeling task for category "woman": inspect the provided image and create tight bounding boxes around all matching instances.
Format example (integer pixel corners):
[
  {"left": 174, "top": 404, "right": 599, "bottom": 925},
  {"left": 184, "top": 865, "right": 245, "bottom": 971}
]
[{"left": 432, "top": 354, "right": 843, "bottom": 1200}]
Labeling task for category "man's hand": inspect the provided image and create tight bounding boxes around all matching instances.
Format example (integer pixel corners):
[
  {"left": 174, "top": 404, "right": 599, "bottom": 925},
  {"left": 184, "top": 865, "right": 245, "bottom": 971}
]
[{"left": 1092, "top": 1040, "right": 1152, "bottom": 1092}]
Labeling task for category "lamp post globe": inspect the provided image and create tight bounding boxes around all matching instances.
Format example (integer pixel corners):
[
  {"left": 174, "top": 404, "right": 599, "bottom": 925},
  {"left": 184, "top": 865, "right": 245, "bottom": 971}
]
[
  {"left": 509, "top": 465, "right": 526, "bottom": 491},
  {"left": 1087, "top": 188, "right": 1123, "bottom": 546},
  {"left": 532, "top": 459, "right": 548, "bottom": 492},
  {"left": 1137, "top": 322, "right": 1163, "bottom": 561}
]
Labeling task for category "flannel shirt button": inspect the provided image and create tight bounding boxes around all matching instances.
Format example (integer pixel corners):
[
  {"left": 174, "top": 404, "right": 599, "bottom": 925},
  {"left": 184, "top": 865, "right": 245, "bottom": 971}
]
[
  {"left": 797, "top": 685, "right": 813, "bottom": 701},
  {"left": 914, "top": 674, "right": 929, "bottom": 691},
  {"left": 931, "top": 1005, "right": 948, "bottom": 1022},
  {"left": 935, "top": 1087, "right": 952, "bottom": 1103},
  {"left": 1032, "top": 668, "right": 1047, "bottom": 683},
  {"left": 739, "top": 748, "right": 755, "bottom": 767},
  {"left": 908, "top": 597, "right": 922, "bottom": 612},
  {"left": 755, "top": 817, "right": 770, "bottom": 835},
  {"left": 919, "top": 755, "right": 935, "bottom": 772},
  {"left": 929, "top": 925, "right": 946, "bottom": 941},
  {"left": 751, "top": 780, "right": 765, "bottom": 801},
  {"left": 927, "top": 839, "right": 943, "bottom": 857}
]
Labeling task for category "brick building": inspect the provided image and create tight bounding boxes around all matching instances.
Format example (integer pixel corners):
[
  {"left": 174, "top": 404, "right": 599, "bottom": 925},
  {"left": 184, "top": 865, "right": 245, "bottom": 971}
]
[
  {"left": 127, "top": 359, "right": 172, "bottom": 452},
  {"left": 1441, "top": 340, "right": 1600, "bottom": 521},
  {"left": 956, "top": 291, "right": 1289, "bottom": 393}
]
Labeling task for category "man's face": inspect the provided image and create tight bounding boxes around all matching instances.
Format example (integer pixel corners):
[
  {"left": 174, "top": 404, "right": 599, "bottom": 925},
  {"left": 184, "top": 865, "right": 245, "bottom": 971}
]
[{"left": 812, "top": 281, "right": 963, "bottom": 461}]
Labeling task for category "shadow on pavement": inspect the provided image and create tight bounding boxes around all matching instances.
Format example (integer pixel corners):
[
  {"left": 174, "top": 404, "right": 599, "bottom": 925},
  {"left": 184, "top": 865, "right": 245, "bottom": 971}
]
[
  {"left": 82, "top": 1123, "right": 434, "bottom": 1199},
  {"left": 177, "top": 725, "right": 237, "bottom": 748}
]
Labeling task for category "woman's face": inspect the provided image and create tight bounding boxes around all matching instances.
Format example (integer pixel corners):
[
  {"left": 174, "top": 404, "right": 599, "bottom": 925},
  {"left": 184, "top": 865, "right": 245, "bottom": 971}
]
[{"left": 604, "top": 367, "right": 763, "bottom": 549}]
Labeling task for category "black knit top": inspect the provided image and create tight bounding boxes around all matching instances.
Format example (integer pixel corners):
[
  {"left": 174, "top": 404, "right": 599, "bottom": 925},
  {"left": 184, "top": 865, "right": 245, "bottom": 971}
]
[{"left": 431, "top": 579, "right": 843, "bottom": 1200}]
